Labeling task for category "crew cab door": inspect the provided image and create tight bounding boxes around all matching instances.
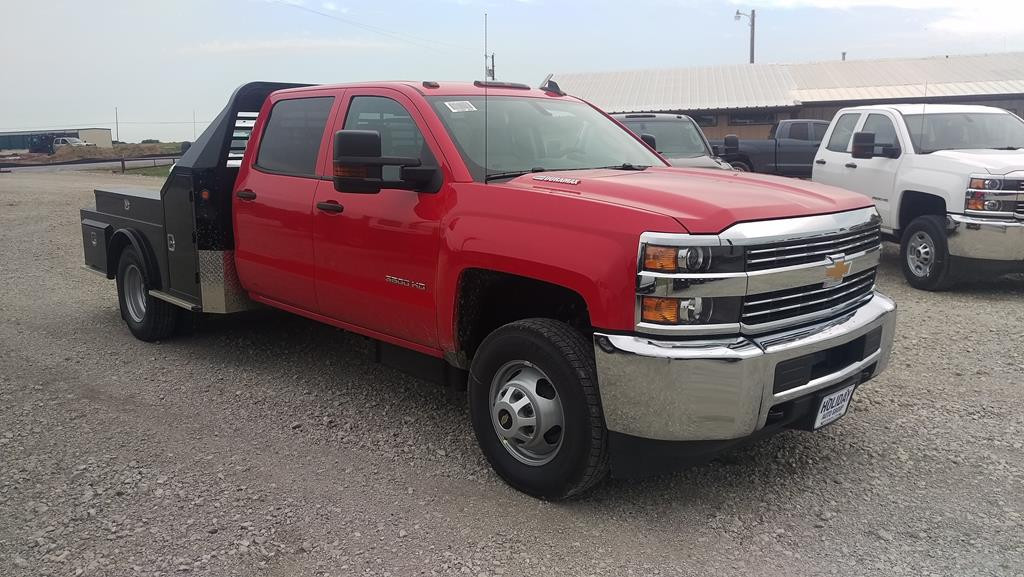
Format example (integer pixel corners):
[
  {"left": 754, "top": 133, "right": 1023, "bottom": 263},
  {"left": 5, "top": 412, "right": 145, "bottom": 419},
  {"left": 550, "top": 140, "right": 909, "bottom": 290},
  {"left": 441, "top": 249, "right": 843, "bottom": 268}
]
[
  {"left": 813, "top": 112, "right": 861, "bottom": 187},
  {"left": 816, "top": 112, "right": 902, "bottom": 228},
  {"left": 775, "top": 121, "right": 820, "bottom": 177},
  {"left": 233, "top": 91, "right": 337, "bottom": 312},
  {"left": 313, "top": 90, "right": 445, "bottom": 348}
]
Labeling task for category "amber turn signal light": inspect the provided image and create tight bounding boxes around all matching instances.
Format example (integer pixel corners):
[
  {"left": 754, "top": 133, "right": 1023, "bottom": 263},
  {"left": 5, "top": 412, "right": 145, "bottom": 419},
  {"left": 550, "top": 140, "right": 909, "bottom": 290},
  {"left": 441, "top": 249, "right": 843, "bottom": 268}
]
[
  {"left": 334, "top": 164, "right": 369, "bottom": 178},
  {"left": 643, "top": 246, "right": 677, "bottom": 272},
  {"left": 641, "top": 297, "right": 679, "bottom": 324}
]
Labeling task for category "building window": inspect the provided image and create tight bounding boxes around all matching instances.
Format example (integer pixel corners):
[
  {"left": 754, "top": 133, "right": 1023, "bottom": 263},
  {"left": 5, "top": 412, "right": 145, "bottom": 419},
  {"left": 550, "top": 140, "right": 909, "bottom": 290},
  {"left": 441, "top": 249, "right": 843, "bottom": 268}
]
[
  {"left": 728, "top": 111, "right": 776, "bottom": 126},
  {"left": 689, "top": 113, "right": 718, "bottom": 127}
]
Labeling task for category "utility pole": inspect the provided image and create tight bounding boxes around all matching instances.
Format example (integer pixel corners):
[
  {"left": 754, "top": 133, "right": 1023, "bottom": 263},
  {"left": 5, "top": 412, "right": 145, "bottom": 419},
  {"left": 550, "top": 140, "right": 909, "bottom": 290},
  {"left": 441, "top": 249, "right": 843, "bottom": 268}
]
[
  {"left": 734, "top": 9, "right": 756, "bottom": 64},
  {"left": 193, "top": 109, "right": 197, "bottom": 139},
  {"left": 114, "top": 107, "right": 120, "bottom": 143},
  {"left": 483, "top": 13, "right": 495, "bottom": 80}
]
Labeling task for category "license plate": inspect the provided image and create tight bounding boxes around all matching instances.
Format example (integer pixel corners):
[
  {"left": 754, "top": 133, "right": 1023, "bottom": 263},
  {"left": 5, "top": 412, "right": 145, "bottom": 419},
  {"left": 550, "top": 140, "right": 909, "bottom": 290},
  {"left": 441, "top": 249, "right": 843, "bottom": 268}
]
[{"left": 814, "top": 384, "right": 856, "bottom": 429}]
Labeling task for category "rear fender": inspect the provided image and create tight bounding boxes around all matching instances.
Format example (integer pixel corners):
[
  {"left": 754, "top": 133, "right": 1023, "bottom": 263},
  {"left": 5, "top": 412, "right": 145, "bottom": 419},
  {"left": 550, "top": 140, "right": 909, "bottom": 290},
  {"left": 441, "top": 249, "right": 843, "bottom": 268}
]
[{"left": 108, "top": 228, "right": 162, "bottom": 288}]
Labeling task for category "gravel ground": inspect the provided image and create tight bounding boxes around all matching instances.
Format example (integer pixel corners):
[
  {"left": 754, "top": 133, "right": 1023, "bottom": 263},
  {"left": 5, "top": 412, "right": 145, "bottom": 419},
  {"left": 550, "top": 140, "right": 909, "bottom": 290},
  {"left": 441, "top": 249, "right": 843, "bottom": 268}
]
[{"left": 1, "top": 171, "right": 1022, "bottom": 577}]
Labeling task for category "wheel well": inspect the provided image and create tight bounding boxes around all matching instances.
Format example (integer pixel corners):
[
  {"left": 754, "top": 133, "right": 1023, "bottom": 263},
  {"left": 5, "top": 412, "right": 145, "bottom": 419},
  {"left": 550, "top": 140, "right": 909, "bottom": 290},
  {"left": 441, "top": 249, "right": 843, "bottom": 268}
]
[
  {"left": 898, "top": 191, "right": 946, "bottom": 231},
  {"left": 454, "top": 269, "right": 591, "bottom": 365},
  {"left": 107, "top": 229, "right": 161, "bottom": 287}
]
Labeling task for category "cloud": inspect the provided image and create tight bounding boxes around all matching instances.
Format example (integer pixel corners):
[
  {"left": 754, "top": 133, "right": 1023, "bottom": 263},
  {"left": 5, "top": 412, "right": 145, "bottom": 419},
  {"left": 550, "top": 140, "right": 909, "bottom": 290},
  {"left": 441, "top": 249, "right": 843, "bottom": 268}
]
[
  {"left": 735, "top": 0, "right": 1024, "bottom": 37},
  {"left": 182, "top": 38, "right": 395, "bottom": 54}
]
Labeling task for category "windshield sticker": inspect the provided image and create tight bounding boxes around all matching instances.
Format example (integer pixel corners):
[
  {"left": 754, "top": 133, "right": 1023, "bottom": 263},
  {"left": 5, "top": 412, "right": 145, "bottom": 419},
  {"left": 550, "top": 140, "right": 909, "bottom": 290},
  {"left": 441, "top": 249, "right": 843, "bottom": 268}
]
[
  {"left": 444, "top": 101, "right": 478, "bottom": 113},
  {"left": 533, "top": 175, "right": 580, "bottom": 185}
]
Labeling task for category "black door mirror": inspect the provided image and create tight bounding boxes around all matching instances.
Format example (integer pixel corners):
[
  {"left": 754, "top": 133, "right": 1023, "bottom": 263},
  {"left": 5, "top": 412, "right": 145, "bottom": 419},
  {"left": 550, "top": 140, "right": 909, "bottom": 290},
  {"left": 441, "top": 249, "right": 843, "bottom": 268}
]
[
  {"left": 723, "top": 134, "right": 740, "bottom": 155},
  {"left": 880, "top": 145, "right": 901, "bottom": 159},
  {"left": 850, "top": 132, "right": 876, "bottom": 159},
  {"left": 711, "top": 144, "right": 720, "bottom": 156},
  {"left": 333, "top": 130, "right": 439, "bottom": 194},
  {"left": 640, "top": 133, "right": 657, "bottom": 150}
]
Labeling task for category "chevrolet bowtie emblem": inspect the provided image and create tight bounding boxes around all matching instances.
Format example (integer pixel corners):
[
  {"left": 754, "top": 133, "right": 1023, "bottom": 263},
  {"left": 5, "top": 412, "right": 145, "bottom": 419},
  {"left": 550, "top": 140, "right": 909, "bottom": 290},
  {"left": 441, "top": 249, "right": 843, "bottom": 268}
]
[{"left": 823, "top": 255, "right": 851, "bottom": 288}]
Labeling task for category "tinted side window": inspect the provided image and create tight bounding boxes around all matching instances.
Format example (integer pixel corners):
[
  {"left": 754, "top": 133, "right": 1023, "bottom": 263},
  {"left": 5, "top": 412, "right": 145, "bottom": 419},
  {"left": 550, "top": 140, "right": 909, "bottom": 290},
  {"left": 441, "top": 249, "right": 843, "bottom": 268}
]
[
  {"left": 788, "top": 122, "right": 810, "bottom": 141},
  {"left": 826, "top": 114, "right": 860, "bottom": 152},
  {"left": 812, "top": 122, "right": 829, "bottom": 141},
  {"left": 862, "top": 113, "right": 898, "bottom": 146},
  {"left": 343, "top": 96, "right": 434, "bottom": 164},
  {"left": 256, "top": 97, "right": 334, "bottom": 177}
]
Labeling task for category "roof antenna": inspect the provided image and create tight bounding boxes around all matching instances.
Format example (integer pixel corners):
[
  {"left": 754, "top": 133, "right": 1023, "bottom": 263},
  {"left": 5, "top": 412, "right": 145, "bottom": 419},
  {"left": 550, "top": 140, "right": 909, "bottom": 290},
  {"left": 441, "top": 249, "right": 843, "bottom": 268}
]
[
  {"left": 483, "top": 12, "right": 489, "bottom": 182},
  {"left": 539, "top": 73, "right": 565, "bottom": 96}
]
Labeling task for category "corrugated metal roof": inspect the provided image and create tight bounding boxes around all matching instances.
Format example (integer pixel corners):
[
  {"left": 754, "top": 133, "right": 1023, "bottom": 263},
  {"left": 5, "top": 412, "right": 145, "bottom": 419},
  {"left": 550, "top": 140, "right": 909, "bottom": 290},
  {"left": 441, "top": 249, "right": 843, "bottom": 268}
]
[{"left": 553, "top": 52, "right": 1024, "bottom": 112}]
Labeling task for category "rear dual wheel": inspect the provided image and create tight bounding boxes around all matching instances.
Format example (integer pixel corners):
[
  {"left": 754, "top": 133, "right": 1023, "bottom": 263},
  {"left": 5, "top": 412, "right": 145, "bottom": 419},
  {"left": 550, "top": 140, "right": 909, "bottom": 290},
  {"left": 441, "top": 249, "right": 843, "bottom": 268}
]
[
  {"left": 116, "top": 247, "right": 177, "bottom": 341},
  {"left": 469, "top": 319, "right": 609, "bottom": 500}
]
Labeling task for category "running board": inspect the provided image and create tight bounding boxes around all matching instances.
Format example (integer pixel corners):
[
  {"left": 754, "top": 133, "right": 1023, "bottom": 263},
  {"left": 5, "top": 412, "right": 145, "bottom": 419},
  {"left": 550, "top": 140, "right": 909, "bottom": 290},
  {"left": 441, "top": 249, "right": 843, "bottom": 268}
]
[{"left": 149, "top": 290, "right": 202, "bottom": 312}]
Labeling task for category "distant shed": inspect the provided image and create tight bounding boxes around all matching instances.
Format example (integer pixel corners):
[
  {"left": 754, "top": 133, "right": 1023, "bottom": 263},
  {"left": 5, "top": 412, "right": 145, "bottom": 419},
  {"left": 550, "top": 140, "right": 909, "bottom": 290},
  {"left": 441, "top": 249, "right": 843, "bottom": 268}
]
[{"left": 554, "top": 52, "right": 1024, "bottom": 139}]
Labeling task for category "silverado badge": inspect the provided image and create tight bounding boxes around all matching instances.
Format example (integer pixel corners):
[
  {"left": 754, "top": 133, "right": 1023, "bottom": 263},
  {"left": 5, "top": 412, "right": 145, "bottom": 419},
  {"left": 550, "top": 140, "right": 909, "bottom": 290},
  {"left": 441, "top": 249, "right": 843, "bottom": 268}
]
[{"left": 823, "top": 254, "right": 851, "bottom": 288}]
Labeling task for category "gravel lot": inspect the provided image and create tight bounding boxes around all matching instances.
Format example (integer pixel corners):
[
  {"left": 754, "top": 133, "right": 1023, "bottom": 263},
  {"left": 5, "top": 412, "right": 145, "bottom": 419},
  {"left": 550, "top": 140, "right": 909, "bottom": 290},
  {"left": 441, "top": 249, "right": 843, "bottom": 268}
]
[{"left": 1, "top": 171, "right": 1022, "bottom": 577}]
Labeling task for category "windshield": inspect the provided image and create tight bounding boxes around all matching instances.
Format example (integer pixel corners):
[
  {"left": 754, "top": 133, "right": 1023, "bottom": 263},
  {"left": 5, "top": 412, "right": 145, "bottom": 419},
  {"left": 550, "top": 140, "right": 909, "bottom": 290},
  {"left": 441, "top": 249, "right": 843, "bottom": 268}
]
[
  {"left": 428, "top": 96, "right": 664, "bottom": 181},
  {"left": 621, "top": 119, "right": 710, "bottom": 158},
  {"left": 903, "top": 112, "right": 1024, "bottom": 153}
]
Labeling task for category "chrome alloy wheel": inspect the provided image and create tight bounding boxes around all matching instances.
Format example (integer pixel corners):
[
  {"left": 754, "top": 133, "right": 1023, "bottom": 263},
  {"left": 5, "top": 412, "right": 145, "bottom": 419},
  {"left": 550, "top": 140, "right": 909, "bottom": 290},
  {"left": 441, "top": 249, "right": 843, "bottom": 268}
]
[
  {"left": 906, "top": 231, "right": 936, "bottom": 278},
  {"left": 123, "top": 263, "right": 147, "bottom": 323},
  {"left": 489, "top": 361, "right": 565, "bottom": 466}
]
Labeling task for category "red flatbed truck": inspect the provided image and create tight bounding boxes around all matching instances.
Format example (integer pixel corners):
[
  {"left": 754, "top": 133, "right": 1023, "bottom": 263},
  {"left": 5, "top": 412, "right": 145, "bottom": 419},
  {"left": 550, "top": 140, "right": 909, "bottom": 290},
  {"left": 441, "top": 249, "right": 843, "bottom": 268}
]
[{"left": 81, "top": 80, "right": 896, "bottom": 499}]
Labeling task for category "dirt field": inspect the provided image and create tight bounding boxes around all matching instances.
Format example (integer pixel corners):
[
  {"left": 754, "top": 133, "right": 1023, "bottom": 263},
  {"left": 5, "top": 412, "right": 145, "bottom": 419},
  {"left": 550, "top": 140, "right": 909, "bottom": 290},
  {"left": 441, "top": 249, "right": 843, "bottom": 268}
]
[{"left": 1, "top": 171, "right": 1022, "bottom": 576}]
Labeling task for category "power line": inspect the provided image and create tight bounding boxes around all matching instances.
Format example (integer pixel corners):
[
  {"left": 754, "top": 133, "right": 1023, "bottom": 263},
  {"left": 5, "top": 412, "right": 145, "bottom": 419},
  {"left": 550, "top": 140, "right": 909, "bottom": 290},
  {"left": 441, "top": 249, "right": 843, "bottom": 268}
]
[{"left": 270, "top": 1, "right": 465, "bottom": 54}]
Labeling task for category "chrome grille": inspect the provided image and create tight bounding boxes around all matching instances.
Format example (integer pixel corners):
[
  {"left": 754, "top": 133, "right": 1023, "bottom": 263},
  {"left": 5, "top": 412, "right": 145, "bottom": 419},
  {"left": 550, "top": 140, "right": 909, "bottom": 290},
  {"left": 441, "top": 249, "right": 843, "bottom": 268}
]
[
  {"left": 743, "top": 269, "right": 876, "bottom": 326},
  {"left": 745, "top": 225, "right": 881, "bottom": 271}
]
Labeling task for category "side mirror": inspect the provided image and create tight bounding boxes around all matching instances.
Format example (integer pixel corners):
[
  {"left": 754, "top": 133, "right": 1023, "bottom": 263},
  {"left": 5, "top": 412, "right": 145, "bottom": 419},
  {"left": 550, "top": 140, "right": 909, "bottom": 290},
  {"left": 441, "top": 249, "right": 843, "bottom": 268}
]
[
  {"left": 333, "top": 130, "right": 438, "bottom": 194},
  {"left": 851, "top": 132, "right": 876, "bottom": 159},
  {"left": 724, "top": 134, "right": 739, "bottom": 155},
  {"left": 711, "top": 144, "right": 721, "bottom": 156},
  {"left": 640, "top": 133, "right": 657, "bottom": 150},
  {"left": 881, "top": 145, "right": 901, "bottom": 159}
]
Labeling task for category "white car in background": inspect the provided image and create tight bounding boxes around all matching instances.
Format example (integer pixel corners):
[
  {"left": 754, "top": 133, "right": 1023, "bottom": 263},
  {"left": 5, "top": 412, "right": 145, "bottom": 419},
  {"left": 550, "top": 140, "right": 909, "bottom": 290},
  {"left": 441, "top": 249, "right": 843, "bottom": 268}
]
[
  {"left": 53, "top": 137, "right": 95, "bottom": 148},
  {"left": 812, "top": 104, "right": 1024, "bottom": 290}
]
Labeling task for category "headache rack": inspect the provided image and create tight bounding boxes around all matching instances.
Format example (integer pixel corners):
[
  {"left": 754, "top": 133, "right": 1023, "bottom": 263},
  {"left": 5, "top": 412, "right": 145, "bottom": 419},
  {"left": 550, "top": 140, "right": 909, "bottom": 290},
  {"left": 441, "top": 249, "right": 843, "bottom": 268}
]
[{"left": 80, "top": 81, "right": 310, "bottom": 313}]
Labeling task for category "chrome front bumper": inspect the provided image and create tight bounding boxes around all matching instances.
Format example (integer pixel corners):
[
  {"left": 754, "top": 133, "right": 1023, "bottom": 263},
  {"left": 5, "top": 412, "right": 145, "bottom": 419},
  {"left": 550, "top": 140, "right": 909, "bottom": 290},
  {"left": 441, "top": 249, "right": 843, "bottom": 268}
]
[
  {"left": 593, "top": 293, "right": 896, "bottom": 442},
  {"left": 947, "top": 214, "right": 1024, "bottom": 261}
]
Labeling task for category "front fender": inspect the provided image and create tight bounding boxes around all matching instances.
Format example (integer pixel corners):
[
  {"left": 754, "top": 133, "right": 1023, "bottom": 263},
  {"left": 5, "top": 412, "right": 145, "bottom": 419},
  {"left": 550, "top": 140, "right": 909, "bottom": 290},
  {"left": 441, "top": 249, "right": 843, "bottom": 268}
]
[{"left": 435, "top": 183, "right": 685, "bottom": 353}]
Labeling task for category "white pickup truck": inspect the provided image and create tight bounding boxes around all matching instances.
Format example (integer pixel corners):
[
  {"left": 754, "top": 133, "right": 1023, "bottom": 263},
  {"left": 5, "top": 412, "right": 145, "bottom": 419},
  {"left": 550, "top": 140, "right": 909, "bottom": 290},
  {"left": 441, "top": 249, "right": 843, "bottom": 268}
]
[{"left": 812, "top": 104, "right": 1024, "bottom": 290}]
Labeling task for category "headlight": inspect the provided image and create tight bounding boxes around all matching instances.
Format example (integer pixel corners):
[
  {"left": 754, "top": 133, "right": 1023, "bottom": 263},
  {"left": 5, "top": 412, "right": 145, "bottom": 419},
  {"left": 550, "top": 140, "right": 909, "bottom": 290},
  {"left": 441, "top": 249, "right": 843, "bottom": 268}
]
[
  {"left": 642, "top": 244, "right": 744, "bottom": 273},
  {"left": 969, "top": 177, "right": 1003, "bottom": 190},
  {"left": 640, "top": 296, "right": 742, "bottom": 325},
  {"left": 966, "top": 189, "right": 1017, "bottom": 213}
]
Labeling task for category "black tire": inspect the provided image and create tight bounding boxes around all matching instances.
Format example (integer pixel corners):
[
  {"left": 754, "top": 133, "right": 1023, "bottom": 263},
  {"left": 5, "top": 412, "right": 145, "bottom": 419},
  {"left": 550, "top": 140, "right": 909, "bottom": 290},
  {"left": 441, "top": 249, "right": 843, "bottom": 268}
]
[
  {"left": 116, "top": 247, "right": 177, "bottom": 341},
  {"left": 900, "top": 215, "right": 959, "bottom": 291},
  {"left": 469, "top": 319, "right": 608, "bottom": 500},
  {"left": 730, "top": 160, "right": 752, "bottom": 172}
]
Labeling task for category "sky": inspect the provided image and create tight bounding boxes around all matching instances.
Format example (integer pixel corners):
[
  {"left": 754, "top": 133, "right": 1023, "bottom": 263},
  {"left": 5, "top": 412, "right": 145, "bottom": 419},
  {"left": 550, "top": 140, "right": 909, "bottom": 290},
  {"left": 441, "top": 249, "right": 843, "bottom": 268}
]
[{"left": 3, "top": 0, "right": 1024, "bottom": 142}]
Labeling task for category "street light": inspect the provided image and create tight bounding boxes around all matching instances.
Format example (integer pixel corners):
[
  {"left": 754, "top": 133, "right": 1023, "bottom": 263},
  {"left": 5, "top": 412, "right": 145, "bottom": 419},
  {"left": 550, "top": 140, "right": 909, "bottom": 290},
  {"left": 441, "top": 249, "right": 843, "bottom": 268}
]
[{"left": 734, "top": 9, "right": 756, "bottom": 64}]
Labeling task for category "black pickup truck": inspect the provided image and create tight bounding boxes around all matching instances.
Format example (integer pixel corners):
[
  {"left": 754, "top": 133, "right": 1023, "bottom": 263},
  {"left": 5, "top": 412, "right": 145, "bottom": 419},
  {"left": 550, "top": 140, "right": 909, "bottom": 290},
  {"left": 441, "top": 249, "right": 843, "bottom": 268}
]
[{"left": 713, "top": 119, "right": 829, "bottom": 177}]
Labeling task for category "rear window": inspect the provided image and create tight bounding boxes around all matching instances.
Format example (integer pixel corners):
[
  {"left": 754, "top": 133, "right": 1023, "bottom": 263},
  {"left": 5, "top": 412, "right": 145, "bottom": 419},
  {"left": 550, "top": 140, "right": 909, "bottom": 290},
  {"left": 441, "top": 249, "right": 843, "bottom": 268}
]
[
  {"left": 826, "top": 113, "right": 860, "bottom": 153},
  {"left": 256, "top": 97, "right": 334, "bottom": 177}
]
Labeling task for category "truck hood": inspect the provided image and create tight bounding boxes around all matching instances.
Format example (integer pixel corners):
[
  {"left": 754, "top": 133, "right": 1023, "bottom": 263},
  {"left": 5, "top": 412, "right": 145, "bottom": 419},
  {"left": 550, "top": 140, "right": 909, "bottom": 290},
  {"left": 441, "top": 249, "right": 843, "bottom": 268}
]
[
  {"left": 664, "top": 155, "right": 733, "bottom": 170},
  {"left": 929, "top": 150, "right": 1024, "bottom": 175},
  {"left": 507, "top": 167, "right": 871, "bottom": 234}
]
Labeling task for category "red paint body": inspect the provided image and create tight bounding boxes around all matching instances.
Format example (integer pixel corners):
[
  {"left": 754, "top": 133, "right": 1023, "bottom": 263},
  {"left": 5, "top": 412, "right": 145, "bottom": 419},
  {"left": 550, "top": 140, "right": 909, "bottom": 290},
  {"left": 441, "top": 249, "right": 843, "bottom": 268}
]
[{"left": 232, "top": 82, "right": 871, "bottom": 358}]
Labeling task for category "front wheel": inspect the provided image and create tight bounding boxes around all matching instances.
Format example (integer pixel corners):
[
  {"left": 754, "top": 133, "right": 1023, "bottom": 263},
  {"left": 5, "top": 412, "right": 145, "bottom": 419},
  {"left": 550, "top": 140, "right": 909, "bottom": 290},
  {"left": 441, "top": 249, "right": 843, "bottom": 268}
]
[
  {"left": 116, "top": 247, "right": 177, "bottom": 341},
  {"left": 900, "top": 215, "right": 959, "bottom": 291},
  {"left": 469, "top": 319, "right": 608, "bottom": 500},
  {"left": 729, "top": 160, "right": 751, "bottom": 172}
]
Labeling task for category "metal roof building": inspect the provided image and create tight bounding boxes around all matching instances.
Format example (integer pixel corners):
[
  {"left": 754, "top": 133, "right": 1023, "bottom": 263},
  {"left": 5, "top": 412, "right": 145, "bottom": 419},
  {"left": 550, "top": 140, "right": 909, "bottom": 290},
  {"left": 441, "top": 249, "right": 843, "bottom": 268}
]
[{"left": 553, "top": 52, "right": 1024, "bottom": 139}]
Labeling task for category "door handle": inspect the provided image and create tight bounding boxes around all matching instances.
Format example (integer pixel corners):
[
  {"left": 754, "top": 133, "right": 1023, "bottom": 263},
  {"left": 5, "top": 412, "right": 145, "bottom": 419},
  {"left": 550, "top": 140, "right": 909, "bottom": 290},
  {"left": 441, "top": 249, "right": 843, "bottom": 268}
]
[
  {"left": 815, "top": 159, "right": 826, "bottom": 165},
  {"left": 845, "top": 162, "right": 858, "bottom": 169},
  {"left": 236, "top": 189, "right": 257, "bottom": 200},
  {"left": 316, "top": 201, "right": 344, "bottom": 214}
]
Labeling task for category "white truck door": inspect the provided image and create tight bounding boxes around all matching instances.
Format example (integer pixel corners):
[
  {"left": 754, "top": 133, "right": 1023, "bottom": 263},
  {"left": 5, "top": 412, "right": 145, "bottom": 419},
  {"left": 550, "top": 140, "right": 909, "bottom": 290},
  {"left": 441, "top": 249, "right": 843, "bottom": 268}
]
[
  {"left": 838, "top": 112, "right": 903, "bottom": 230},
  {"left": 812, "top": 112, "right": 861, "bottom": 187}
]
